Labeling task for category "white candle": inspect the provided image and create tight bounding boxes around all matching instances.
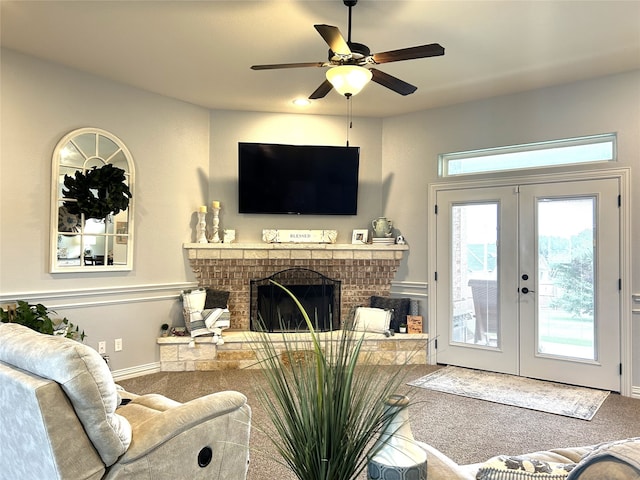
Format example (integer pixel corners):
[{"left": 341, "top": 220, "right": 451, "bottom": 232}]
[
  {"left": 199, "top": 205, "right": 207, "bottom": 213},
  {"left": 212, "top": 201, "right": 220, "bottom": 209}
]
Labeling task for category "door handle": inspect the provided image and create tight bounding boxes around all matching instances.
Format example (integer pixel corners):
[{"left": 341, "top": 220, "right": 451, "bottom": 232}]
[{"left": 521, "top": 287, "right": 535, "bottom": 294}]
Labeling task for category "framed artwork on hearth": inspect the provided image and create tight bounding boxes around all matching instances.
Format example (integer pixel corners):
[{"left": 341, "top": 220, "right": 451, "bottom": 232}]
[{"left": 351, "top": 229, "right": 368, "bottom": 244}]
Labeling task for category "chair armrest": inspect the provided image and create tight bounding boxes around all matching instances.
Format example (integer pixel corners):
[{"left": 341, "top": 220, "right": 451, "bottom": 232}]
[{"left": 117, "top": 390, "right": 249, "bottom": 462}]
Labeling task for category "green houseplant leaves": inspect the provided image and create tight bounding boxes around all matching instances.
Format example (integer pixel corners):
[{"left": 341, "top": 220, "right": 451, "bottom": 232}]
[
  {"left": 1, "top": 300, "right": 85, "bottom": 341},
  {"left": 63, "top": 164, "right": 132, "bottom": 219}
]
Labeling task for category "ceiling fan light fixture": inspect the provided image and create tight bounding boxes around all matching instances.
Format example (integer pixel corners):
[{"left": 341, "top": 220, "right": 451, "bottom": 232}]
[{"left": 325, "top": 65, "right": 372, "bottom": 97}]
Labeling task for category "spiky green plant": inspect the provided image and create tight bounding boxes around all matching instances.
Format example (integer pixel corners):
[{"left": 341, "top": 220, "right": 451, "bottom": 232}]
[{"left": 252, "top": 281, "right": 415, "bottom": 480}]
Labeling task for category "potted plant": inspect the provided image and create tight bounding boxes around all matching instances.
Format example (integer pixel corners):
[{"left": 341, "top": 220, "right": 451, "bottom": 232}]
[
  {"left": 252, "top": 281, "right": 415, "bottom": 480},
  {"left": 160, "top": 323, "right": 170, "bottom": 337},
  {"left": 399, "top": 323, "right": 407, "bottom": 333},
  {"left": 1, "top": 300, "right": 85, "bottom": 341}
]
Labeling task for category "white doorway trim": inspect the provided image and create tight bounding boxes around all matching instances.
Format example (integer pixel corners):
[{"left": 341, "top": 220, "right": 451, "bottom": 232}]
[{"left": 427, "top": 168, "right": 632, "bottom": 396}]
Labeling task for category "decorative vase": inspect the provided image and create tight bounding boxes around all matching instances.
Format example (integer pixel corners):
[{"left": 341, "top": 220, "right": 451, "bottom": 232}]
[
  {"left": 371, "top": 217, "right": 393, "bottom": 238},
  {"left": 410, "top": 299, "right": 420, "bottom": 316},
  {"left": 367, "top": 395, "right": 427, "bottom": 480}
]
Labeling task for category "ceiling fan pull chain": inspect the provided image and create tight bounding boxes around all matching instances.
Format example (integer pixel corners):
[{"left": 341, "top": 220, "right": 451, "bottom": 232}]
[{"left": 345, "top": 94, "right": 355, "bottom": 146}]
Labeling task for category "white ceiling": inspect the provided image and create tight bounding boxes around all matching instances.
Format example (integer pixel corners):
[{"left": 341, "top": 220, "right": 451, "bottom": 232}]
[{"left": 2, "top": 0, "right": 639, "bottom": 118}]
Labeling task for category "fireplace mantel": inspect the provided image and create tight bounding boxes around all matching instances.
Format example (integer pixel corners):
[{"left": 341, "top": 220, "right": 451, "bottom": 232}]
[
  {"left": 183, "top": 242, "right": 409, "bottom": 331},
  {"left": 184, "top": 242, "right": 408, "bottom": 259}
]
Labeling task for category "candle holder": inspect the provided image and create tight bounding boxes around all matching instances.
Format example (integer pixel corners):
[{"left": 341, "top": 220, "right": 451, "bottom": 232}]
[
  {"left": 211, "top": 207, "right": 221, "bottom": 243},
  {"left": 197, "top": 211, "right": 208, "bottom": 243}
]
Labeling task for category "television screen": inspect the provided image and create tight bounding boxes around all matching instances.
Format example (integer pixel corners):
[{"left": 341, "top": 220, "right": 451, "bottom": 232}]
[{"left": 238, "top": 142, "right": 359, "bottom": 215}]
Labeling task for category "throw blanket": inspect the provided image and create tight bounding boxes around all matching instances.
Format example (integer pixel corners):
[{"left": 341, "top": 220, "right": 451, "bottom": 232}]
[
  {"left": 181, "top": 288, "right": 230, "bottom": 340},
  {"left": 204, "top": 308, "right": 230, "bottom": 330}
]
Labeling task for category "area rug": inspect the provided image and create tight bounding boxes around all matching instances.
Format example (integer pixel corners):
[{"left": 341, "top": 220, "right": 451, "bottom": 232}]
[{"left": 408, "top": 366, "right": 609, "bottom": 420}]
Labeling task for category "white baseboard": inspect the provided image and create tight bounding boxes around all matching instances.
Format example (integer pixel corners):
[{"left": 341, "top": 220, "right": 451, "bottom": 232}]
[
  {"left": 631, "top": 386, "right": 640, "bottom": 399},
  {"left": 112, "top": 362, "right": 161, "bottom": 382}
]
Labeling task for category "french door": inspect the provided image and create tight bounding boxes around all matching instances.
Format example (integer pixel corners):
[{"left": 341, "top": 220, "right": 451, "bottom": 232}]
[{"left": 434, "top": 178, "right": 621, "bottom": 391}]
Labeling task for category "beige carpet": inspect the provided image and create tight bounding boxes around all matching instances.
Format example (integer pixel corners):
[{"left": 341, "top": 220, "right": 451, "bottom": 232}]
[
  {"left": 409, "top": 366, "right": 609, "bottom": 420},
  {"left": 119, "top": 366, "right": 640, "bottom": 478}
]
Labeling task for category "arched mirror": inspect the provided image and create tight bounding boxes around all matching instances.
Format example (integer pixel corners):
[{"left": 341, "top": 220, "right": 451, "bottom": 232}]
[{"left": 50, "top": 128, "right": 135, "bottom": 273}]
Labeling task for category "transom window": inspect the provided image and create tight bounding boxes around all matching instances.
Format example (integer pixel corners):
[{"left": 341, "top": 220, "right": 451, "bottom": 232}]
[{"left": 439, "top": 133, "right": 616, "bottom": 177}]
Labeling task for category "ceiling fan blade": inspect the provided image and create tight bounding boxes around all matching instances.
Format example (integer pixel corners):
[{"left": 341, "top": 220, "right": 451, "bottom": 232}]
[
  {"left": 251, "top": 62, "right": 326, "bottom": 70},
  {"left": 372, "top": 43, "right": 445, "bottom": 64},
  {"left": 314, "top": 24, "right": 352, "bottom": 56},
  {"left": 309, "top": 79, "right": 334, "bottom": 99},
  {"left": 370, "top": 68, "right": 417, "bottom": 96}
]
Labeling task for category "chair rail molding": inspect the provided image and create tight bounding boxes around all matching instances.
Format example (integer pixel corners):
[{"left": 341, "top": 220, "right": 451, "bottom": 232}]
[
  {"left": 390, "top": 280, "right": 428, "bottom": 299},
  {"left": 0, "top": 282, "right": 197, "bottom": 309}
]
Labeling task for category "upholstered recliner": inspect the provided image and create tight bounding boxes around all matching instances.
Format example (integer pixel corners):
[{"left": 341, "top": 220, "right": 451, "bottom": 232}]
[{"left": 0, "top": 323, "right": 251, "bottom": 479}]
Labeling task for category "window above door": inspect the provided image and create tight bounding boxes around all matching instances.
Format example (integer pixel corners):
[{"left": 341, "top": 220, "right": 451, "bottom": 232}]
[{"left": 439, "top": 133, "right": 616, "bottom": 177}]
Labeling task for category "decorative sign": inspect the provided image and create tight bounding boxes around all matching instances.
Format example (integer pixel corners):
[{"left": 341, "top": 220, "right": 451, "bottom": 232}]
[
  {"left": 407, "top": 315, "right": 423, "bottom": 334},
  {"left": 262, "top": 229, "right": 337, "bottom": 244}
]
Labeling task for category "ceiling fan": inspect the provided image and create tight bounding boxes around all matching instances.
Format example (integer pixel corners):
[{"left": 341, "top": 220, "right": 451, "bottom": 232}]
[{"left": 250, "top": 0, "right": 445, "bottom": 99}]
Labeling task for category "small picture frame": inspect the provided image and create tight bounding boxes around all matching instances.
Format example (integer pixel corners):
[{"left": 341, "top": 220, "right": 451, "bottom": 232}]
[
  {"left": 351, "top": 229, "right": 369, "bottom": 244},
  {"left": 223, "top": 229, "right": 236, "bottom": 243}
]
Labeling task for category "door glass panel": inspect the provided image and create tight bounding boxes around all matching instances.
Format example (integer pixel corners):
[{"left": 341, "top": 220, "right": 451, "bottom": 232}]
[
  {"left": 537, "top": 197, "right": 595, "bottom": 360},
  {"left": 451, "top": 203, "right": 499, "bottom": 347}
]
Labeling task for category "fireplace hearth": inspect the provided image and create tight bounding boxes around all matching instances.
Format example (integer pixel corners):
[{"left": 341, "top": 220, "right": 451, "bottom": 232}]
[{"left": 250, "top": 268, "right": 340, "bottom": 332}]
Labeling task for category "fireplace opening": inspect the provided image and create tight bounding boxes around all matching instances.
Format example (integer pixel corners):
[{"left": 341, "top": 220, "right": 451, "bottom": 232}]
[{"left": 250, "top": 268, "right": 341, "bottom": 332}]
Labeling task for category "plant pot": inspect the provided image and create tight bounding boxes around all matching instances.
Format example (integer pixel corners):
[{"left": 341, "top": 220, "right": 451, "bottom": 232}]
[{"left": 367, "top": 395, "right": 427, "bottom": 479}]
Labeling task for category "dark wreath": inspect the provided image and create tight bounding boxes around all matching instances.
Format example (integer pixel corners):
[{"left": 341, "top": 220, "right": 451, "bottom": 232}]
[{"left": 62, "top": 164, "right": 132, "bottom": 219}]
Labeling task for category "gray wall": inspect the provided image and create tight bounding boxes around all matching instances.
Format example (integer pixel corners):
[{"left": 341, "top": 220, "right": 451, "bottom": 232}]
[
  {"left": 207, "top": 110, "right": 383, "bottom": 243},
  {"left": 1, "top": 48, "right": 638, "bottom": 389},
  {"left": 0, "top": 49, "right": 213, "bottom": 373},
  {"left": 382, "top": 70, "right": 640, "bottom": 387},
  {"left": 0, "top": 49, "right": 384, "bottom": 375}
]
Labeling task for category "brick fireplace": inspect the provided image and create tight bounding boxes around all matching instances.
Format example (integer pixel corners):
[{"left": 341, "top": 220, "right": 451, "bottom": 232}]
[
  {"left": 159, "top": 243, "right": 425, "bottom": 371},
  {"left": 184, "top": 243, "right": 409, "bottom": 331}
]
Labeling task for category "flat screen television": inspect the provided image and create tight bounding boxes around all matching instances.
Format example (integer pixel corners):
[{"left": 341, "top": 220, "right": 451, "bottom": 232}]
[{"left": 238, "top": 142, "right": 360, "bottom": 215}]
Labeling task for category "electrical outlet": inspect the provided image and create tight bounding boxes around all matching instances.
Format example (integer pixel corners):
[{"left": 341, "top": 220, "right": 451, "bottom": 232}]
[
  {"left": 98, "top": 341, "right": 106, "bottom": 354},
  {"left": 114, "top": 338, "right": 123, "bottom": 352}
]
